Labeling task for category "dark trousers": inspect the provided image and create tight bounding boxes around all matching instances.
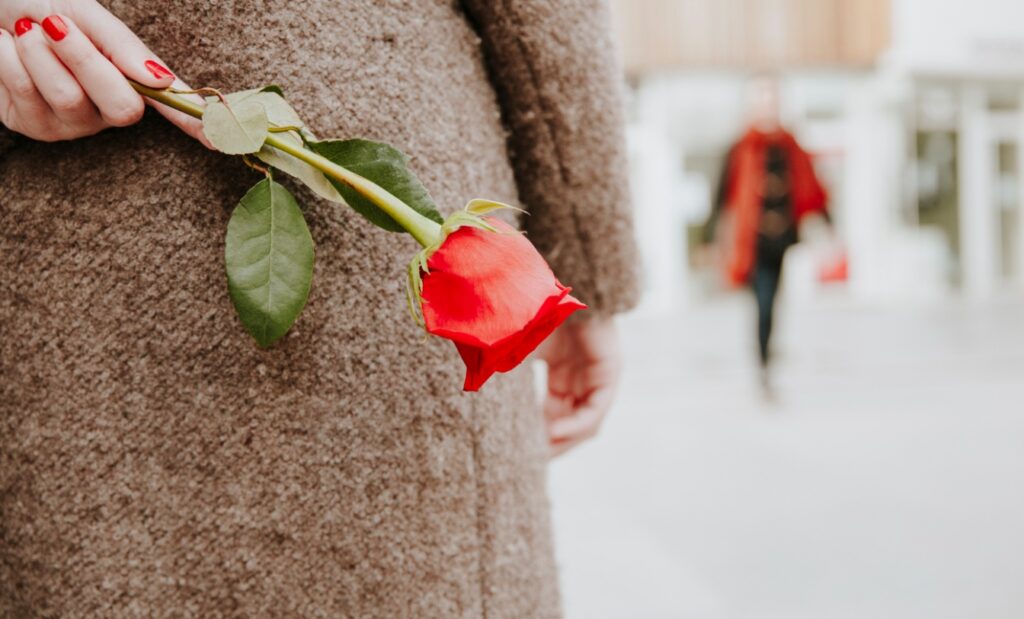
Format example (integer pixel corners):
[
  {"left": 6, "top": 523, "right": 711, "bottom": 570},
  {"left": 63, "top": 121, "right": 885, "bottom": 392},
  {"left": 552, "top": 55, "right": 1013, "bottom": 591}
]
[{"left": 752, "top": 260, "right": 783, "bottom": 367}]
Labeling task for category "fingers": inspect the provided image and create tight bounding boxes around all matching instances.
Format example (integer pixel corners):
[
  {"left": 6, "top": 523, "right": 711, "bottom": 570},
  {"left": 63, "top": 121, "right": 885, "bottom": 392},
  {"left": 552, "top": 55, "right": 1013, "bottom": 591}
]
[
  {"left": 62, "top": 0, "right": 175, "bottom": 89},
  {"left": 547, "top": 406, "right": 604, "bottom": 458},
  {"left": 55, "top": 2, "right": 207, "bottom": 145},
  {"left": 1, "top": 6, "right": 206, "bottom": 145},
  {"left": 0, "top": 32, "right": 13, "bottom": 117},
  {"left": 546, "top": 386, "right": 614, "bottom": 458},
  {"left": 549, "top": 438, "right": 580, "bottom": 458},
  {"left": 541, "top": 319, "right": 624, "bottom": 458},
  {"left": 543, "top": 392, "right": 574, "bottom": 424},
  {"left": 13, "top": 17, "right": 102, "bottom": 130},
  {"left": 548, "top": 396, "right": 609, "bottom": 441},
  {"left": 0, "top": 27, "right": 51, "bottom": 131},
  {"left": 39, "top": 14, "right": 143, "bottom": 127},
  {"left": 542, "top": 368, "right": 576, "bottom": 422}
]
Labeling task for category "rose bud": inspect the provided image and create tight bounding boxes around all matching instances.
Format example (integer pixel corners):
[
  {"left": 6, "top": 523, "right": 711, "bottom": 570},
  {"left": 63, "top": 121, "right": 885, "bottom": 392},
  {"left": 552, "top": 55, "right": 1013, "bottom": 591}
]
[{"left": 415, "top": 217, "right": 586, "bottom": 391}]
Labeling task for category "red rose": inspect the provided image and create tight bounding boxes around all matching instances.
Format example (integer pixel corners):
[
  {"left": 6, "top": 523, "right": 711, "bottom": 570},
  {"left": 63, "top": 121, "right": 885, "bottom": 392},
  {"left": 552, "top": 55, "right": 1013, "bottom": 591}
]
[{"left": 419, "top": 218, "right": 586, "bottom": 391}]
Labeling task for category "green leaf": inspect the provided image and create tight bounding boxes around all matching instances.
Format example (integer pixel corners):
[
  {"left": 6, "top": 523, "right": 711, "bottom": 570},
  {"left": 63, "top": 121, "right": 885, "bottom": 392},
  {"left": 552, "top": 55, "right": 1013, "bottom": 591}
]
[
  {"left": 218, "top": 87, "right": 264, "bottom": 103},
  {"left": 250, "top": 92, "right": 304, "bottom": 129},
  {"left": 215, "top": 86, "right": 337, "bottom": 202},
  {"left": 464, "top": 198, "right": 524, "bottom": 215},
  {"left": 225, "top": 178, "right": 315, "bottom": 348},
  {"left": 203, "top": 98, "right": 269, "bottom": 155},
  {"left": 259, "top": 84, "right": 285, "bottom": 98},
  {"left": 221, "top": 87, "right": 303, "bottom": 129},
  {"left": 310, "top": 139, "right": 444, "bottom": 232},
  {"left": 255, "top": 134, "right": 343, "bottom": 203}
]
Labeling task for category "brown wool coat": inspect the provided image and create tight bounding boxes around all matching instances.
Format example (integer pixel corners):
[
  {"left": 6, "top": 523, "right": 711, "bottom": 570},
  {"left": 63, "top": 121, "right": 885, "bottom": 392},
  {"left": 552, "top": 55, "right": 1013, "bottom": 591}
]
[{"left": 0, "top": 1, "right": 639, "bottom": 617}]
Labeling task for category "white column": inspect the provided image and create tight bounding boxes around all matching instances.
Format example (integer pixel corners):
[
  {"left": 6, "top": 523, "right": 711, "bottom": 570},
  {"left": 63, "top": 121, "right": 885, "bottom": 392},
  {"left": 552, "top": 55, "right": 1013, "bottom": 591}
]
[
  {"left": 958, "top": 85, "right": 998, "bottom": 299},
  {"left": 842, "top": 77, "right": 901, "bottom": 302},
  {"left": 626, "top": 124, "right": 689, "bottom": 316},
  {"left": 1016, "top": 87, "right": 1024, "bottom": 289}
]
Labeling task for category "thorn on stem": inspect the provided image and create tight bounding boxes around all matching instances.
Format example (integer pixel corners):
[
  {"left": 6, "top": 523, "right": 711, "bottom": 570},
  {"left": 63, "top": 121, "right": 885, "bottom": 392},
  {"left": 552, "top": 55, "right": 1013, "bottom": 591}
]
[
  {"left": 242, "top": 155, "right": 271, "bottom": 177},
  {"left": 170, "top": 86, "right": 228, "bottom": 105}
]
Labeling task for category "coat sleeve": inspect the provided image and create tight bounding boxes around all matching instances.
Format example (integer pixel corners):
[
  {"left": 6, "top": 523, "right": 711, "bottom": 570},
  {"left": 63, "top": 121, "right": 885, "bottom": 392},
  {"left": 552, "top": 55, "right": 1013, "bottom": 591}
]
[{"left": 459, "top": 0, "right": 640, "bottom": 315}]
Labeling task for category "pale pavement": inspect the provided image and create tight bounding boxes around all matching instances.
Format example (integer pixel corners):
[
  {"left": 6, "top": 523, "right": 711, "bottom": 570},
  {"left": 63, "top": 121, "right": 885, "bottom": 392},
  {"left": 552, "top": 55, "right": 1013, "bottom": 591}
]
[{"left": 549, "top": 292, "right": 1024, "bottom": 619}]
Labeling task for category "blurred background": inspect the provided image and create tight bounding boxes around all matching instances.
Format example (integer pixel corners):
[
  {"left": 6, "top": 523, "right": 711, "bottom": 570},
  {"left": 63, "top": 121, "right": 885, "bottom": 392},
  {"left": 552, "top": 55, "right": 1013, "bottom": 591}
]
[{"left": 547, "top": 0, "right": 1024, "bottom": 617}]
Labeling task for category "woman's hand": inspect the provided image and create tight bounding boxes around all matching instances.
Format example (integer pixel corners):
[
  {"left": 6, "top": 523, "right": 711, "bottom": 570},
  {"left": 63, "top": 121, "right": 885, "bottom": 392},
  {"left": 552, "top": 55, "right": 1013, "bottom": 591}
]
[
  {"left": 538, "top": 316, "right": 623, "bottom": 458},
  {"left": 0, "top": 1, "right": 204, "bottom": 142}
]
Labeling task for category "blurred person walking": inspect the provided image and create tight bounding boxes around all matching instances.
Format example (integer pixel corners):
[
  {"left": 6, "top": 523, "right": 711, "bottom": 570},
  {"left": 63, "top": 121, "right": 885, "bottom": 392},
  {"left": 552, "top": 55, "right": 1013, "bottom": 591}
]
[{"left": 703, "top": 77, "right": 829, "bottom": 392}]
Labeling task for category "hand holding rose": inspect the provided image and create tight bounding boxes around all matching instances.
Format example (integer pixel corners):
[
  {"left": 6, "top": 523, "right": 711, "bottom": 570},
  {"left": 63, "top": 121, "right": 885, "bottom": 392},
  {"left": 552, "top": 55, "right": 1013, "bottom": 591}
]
[{"left": 0, "top": 0, "right": 202, "bottom": 142}]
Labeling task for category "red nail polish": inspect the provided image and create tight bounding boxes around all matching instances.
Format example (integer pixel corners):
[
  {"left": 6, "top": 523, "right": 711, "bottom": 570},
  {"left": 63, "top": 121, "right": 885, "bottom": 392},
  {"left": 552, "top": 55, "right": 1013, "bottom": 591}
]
[
  {"left": 41, "top": 15, "right": 67, "bottom": 41},
  {"left": 14, "top": 18, "right": 34, "bottom": 37},
  {"left": 144, "top": 59, "right": 173, "bottom": 80}
]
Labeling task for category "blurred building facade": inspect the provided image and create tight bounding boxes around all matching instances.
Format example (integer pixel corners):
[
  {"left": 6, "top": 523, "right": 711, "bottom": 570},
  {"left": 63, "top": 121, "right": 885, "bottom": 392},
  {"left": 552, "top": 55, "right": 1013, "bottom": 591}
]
[{"left": 613, "top": 0, "right": 1024, "bottom": 313}]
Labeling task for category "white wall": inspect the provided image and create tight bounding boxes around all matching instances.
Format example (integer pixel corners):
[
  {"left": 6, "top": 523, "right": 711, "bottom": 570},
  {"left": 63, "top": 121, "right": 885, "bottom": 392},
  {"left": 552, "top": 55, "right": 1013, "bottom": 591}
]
[{"left": 890, "top": 0, "right": 1024, "bottom": 77}]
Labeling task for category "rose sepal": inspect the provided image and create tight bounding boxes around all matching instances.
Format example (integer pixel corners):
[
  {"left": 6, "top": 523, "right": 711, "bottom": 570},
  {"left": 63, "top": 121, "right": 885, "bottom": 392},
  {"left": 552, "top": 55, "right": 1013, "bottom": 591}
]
[
  {"left": 405, "top": 199, "right": 525, "bottom": 326},
  {"left": 406, "top": 202, "right": 586, "bottom": 391}
]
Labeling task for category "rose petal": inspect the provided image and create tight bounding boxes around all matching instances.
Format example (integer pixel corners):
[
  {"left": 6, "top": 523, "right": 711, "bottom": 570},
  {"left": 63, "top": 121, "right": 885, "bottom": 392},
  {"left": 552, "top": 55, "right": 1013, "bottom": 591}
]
[{"left": 419, "top": 218, "right": 586, "bottom": 391}]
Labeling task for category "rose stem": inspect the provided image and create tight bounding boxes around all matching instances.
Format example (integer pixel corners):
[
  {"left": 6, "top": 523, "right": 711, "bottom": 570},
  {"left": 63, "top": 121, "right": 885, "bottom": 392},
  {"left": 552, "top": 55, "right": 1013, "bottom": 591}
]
[{"left": 130, "top": 81, "right": 443, "bottom": 247}]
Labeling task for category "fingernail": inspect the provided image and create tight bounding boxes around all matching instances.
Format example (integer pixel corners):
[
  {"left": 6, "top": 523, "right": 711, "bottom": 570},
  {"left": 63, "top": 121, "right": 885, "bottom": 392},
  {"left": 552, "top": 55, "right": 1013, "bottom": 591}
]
[
  {"left": 144, "top": 59, "right": 173, "bottom": 80},
  {"left": 41, "top": 15, "right": 67, "bottom": 41},
  {"left": 14, "top": 18, "right": 34, "bottom": 37}
]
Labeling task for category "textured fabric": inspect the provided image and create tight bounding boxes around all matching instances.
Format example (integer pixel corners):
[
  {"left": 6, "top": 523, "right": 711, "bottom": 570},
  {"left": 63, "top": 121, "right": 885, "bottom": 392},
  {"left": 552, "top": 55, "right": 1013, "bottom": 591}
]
[
  {"left": 0, "top": 127, "right": 16, "bottom": 159},
  {"left": 0, "top": 0, "right": 637, "bottom": 617},
  {"left": 461, "top": 0, "right": 641, "bottom": 315}
]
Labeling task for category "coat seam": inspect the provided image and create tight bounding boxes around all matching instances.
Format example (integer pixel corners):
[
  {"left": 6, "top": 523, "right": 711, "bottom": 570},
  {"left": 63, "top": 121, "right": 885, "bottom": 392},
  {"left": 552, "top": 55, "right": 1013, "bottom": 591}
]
[
  {"left": 463, "top": 0, "right": 604, "bottom": 311},
  {"left": 500, "top": 0, "right": 604, "bottom": 310},
  {"left": 470, "top": 394, "right": 490, "bottom": 619}
]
